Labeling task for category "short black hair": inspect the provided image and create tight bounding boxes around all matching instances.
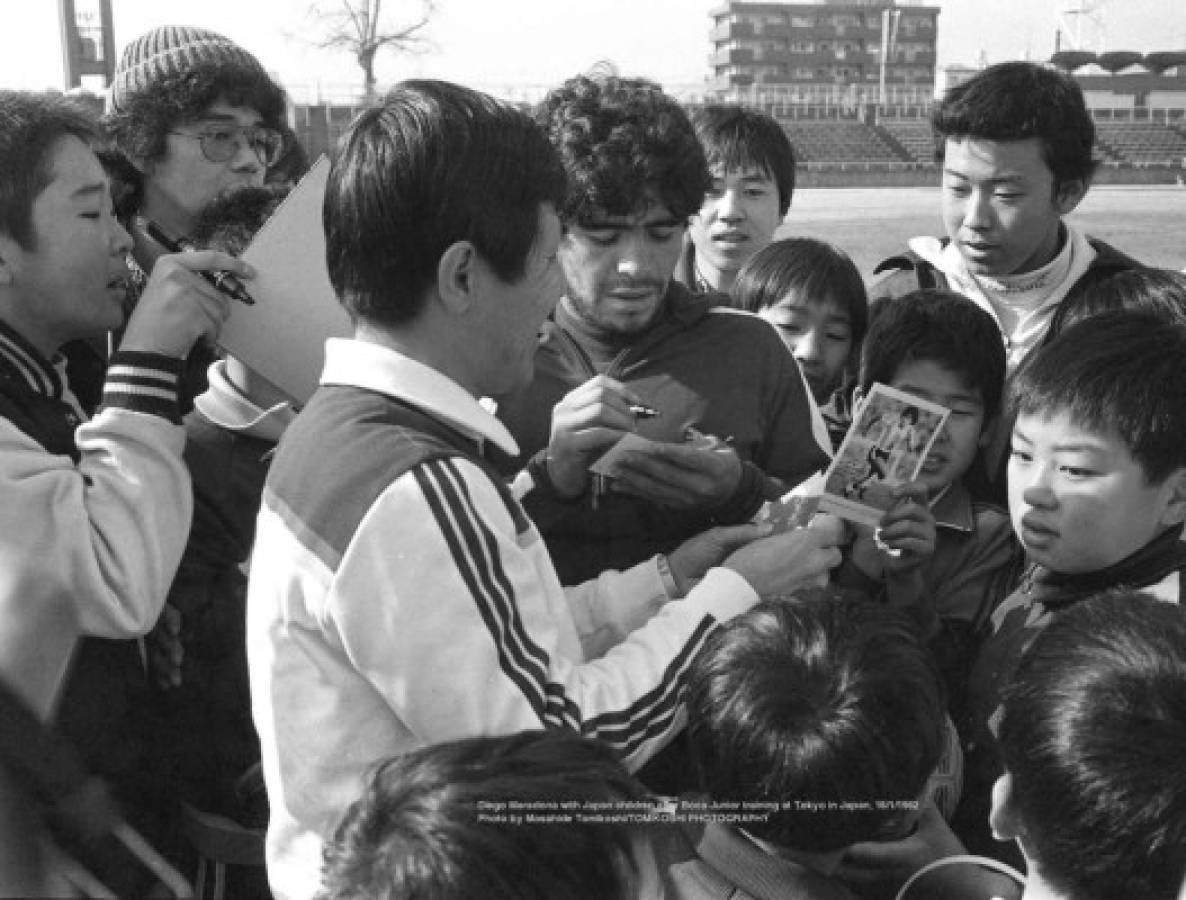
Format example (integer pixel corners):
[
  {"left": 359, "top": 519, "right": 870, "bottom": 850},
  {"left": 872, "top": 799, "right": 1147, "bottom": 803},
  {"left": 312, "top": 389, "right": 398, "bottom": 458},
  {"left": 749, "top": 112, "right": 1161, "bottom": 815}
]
[
  {"left": 685, "top": 599, "right": 944, "bottom": 853},
  {"left": 536, "top": 72, "right": 711, "bottom": 225},
  {"left": 1010, "top": 310, "right": 1186, "bottom": 484},
  {"left": 1045, "top": 267, "right": 1186, "bottom": 344},
  {"left": 860, "top": 290, "right": 1006, "bottom": 421},
  {"left": 324, "top": 80, "right": 565, "bottom": 326},
  {"left": 0, "top": 91, "right": 100, "bottom": 249},
  {"left": 732, "top": 237, "right": 868, "bottom": 347},
  {"left": 692, "top": 105, "right": 796, "bottom": 216},
  {"left": 999, "top": 590, "right": 1186, "bottom": 900},
  {"left": 933, "top": 61, "right": 1097, "bottom": 190},
  {"left": 316, "top": 730, "right": 652, "bottom": 900},
  {"left": 105, "top": 59, "right": 286, "bottom": 167}
]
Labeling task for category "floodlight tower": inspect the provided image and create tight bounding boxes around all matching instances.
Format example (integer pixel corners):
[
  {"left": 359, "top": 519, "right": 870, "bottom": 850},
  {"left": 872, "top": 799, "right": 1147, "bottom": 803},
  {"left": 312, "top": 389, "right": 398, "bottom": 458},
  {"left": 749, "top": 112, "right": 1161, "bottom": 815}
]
[{"left": 58, "top": 0, "right": 116, "bottom": 90}]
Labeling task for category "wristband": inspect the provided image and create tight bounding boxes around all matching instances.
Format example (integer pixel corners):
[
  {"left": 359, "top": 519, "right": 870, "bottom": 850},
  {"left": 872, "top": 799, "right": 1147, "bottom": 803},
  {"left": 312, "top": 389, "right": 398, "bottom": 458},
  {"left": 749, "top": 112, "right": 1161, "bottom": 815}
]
[{"left": 656, "top": 553, "right": 682, "bottom": 599}]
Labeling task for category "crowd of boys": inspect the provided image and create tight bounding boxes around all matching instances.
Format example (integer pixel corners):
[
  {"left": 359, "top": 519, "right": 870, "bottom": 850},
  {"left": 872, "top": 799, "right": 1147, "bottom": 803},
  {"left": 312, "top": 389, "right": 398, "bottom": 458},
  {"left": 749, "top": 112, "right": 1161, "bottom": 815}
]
[{"left": 1, "top": 22, "right": 1184, "bottom": 900}]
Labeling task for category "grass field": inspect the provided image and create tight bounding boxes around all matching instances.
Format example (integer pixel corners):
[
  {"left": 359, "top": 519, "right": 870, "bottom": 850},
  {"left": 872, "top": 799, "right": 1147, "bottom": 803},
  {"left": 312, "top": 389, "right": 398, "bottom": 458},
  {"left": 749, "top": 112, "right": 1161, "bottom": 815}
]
[{"left": 781, "top": 184, "right": 1186, "bottom": 275}]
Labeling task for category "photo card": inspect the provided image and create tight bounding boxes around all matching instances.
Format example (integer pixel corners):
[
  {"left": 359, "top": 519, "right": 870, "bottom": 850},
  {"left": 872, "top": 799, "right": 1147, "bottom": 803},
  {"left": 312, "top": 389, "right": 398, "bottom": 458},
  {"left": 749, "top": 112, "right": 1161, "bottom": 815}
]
[{"left": 818, "top": 383, "right": 949, "bottom": 527}]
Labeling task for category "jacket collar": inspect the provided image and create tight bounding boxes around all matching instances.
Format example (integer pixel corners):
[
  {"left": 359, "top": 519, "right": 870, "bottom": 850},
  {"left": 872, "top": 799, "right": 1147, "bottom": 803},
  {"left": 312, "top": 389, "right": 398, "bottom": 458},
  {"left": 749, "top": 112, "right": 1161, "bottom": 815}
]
[
  {"left": 0, "top": 318, "right": 65, "bottom": 399},
  {"left": 1030, "top": 525, "right": 1186, "bottom": 606},
  {"left": 930, "top": 480, "right": 975, "bottom": 533},
  {"left": 319, "top": 337, "right": 520, "bottom": 457}
]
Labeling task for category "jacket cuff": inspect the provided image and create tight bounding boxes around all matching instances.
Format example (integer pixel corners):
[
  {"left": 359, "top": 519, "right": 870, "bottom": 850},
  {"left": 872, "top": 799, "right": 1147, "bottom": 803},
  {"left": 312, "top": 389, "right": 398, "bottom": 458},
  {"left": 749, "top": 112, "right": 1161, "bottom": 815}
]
[
  {"left": 708, "top": 460, "right": 767, "bottom": 525},
  {"left": 102, "top": 351, "right": 183, "bottom": 424}
]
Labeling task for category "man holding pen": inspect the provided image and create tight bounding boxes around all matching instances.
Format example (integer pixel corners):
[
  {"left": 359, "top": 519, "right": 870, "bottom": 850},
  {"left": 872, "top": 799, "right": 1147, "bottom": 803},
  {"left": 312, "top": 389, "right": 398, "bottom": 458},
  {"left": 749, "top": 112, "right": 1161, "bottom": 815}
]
[{"left": 495, "top": 72, "right": 831, "bottom": 585}]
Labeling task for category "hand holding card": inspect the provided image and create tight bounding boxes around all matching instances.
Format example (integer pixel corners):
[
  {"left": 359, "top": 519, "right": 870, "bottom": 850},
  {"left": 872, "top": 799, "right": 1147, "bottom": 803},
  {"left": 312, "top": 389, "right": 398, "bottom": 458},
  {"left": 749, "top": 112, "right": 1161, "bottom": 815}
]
[{"left": 818, "top": 384, "right": 950, "bottom": 528}]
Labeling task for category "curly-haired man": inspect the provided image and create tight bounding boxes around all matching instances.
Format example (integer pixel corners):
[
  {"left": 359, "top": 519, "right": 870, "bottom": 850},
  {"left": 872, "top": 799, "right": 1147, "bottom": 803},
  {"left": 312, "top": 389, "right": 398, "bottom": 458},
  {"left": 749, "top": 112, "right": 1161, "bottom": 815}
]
[{"left": 495, "top": 72, "right": 830, "bottom": 587}]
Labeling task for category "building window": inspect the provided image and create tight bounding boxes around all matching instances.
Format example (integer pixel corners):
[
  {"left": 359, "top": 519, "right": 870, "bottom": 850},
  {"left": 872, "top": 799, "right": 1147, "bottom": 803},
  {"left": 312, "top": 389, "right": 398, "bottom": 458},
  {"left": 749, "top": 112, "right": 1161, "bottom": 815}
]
[{"left": 790, "top": 15, "right": 815, "bottom": 27}]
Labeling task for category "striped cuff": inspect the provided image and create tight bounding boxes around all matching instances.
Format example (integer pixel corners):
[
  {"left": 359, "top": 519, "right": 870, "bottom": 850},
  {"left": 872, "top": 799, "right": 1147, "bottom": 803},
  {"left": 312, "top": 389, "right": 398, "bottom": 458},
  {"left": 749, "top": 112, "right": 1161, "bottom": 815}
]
[{"left": 102, "top": 351, "right": 184, "bottom": 423}]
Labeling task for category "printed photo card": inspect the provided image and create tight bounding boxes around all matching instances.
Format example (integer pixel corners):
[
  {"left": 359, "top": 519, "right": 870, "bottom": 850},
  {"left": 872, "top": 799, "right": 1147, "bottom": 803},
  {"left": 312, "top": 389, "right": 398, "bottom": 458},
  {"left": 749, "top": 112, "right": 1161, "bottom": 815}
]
[{"left": 818, "top": 383, "right": 949, "bottom": 527}]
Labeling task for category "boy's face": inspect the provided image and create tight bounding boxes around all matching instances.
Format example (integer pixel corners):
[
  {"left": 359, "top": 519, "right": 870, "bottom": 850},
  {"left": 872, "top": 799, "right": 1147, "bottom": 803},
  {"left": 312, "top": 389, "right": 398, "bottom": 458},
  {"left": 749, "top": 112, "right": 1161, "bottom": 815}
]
[
  {"left": 0, "top": 135, "right": 133, "bottom": 357},
  {"left": 559, "top": 196, "right": 684, "bottom": 336},
  {"left": 889, "top": 359, "right": 986, "bottom": 497},
  {"left": 688, "top": 164, "right": 782, "bottom": 286},
  {"left": 1008, "top": 410, "right": 1185, "bottom": 574},
  {"left": 941, "top": 136, "right": 1086, "bottom": 277},
  {"left": 758, "top": 294, "right": 852, "bottom": 403},
  {"left": 142, "top": 98, "right": 270, "bottom": 233}
]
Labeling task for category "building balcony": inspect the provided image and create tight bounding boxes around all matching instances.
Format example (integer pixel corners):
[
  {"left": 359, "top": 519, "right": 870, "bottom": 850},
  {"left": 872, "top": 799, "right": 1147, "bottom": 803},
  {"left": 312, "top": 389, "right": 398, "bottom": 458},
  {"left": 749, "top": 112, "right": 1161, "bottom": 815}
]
[
  {"left": 712, "top": 46, "right": 756, "bottom": 67},
  {"left": 711, "top": 20, "right": 754, "bottom": 42}
]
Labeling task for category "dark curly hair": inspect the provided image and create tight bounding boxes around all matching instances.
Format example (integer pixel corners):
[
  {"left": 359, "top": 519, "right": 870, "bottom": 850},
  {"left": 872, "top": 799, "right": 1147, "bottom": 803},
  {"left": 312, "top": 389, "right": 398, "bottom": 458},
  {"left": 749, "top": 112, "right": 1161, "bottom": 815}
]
[
  {"left": 535, "top": 72, "right": 711, "bottom": 226},
  {"left": 103, "top": 61, "right": 285, "bottom": 214}
]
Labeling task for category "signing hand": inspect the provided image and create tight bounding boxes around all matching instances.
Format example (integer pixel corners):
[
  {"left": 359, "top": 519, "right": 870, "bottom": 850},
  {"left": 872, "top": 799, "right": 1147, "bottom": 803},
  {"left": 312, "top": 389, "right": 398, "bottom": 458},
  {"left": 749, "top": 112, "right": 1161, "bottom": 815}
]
[{"left": 546, "top": 375, "right": 642, "bottom": 498}]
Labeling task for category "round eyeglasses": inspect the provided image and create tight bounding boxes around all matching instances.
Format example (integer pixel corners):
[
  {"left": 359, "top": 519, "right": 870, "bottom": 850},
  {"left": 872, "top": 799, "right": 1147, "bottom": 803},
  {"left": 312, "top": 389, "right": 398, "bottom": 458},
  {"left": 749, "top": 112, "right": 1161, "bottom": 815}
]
[{"left": 169, "top": 124, "right": 284, "bottom": 168}]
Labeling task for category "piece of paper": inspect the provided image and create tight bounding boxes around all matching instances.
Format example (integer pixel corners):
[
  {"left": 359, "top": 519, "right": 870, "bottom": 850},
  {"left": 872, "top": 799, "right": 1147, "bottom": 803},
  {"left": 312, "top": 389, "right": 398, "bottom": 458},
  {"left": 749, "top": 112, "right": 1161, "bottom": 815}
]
[
  {"left": 588, "top": 427, "right": 726, "bottom": 479},
  {"left": 226, "top": 156, "right": 353, "bottom": 407},
  {"left": 588, "top": 433, "right": 658, "bottom": 478},
  {"left": 817, "top": 383, "right": 949, "bottom": 527}
]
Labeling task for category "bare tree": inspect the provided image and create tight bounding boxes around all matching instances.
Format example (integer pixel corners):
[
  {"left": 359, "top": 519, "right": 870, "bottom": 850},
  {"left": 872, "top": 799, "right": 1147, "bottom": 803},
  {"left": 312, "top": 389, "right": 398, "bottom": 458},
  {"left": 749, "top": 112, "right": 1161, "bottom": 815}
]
[{"left": 308, "top": 0, "right": 437, "bottom": 100}]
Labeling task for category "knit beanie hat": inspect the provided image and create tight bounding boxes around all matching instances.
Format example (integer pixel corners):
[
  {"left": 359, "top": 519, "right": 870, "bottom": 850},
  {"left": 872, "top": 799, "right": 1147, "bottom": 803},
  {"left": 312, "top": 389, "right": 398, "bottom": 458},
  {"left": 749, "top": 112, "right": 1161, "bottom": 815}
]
[{"left": 109, "top": 25, "right": 266, "bottom": 113}]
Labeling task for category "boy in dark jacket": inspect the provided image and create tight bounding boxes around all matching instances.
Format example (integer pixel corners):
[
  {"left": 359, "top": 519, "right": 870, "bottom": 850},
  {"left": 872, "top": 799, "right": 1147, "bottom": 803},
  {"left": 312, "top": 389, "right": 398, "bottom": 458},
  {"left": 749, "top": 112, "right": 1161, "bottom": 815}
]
[
  {"left": 834, "top": 291, "right": 1023, "bottom": 712},
  {"left": 956, "top": 311, "right": 1186, "bottom": 862}
]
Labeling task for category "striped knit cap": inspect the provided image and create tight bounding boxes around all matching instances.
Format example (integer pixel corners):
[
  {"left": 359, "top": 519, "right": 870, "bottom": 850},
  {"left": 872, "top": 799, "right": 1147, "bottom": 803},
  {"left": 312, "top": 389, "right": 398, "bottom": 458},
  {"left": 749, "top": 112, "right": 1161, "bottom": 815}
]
[{"left": 109, "top": 26, "right": 265, "bottom": 113}]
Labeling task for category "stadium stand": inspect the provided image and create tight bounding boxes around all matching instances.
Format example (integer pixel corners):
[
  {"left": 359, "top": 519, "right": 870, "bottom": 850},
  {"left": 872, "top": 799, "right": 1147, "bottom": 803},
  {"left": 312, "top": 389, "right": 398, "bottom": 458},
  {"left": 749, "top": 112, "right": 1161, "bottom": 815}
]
[
  {"left": 1094, "top": 122, "right": 1186, "bottom": 165},
  {"left": 878, "top": 119, "right": 938, "bottom": 164},
  {"left": 780, "top": 120, "right": 907, "bottom": 163}
]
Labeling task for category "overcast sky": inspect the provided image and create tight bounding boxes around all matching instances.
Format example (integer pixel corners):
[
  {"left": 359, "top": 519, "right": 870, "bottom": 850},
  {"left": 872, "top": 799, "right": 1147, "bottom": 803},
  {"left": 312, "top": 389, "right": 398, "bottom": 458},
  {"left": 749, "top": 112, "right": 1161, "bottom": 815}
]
[{"left": 1, "top": 0, "right": 1183, "bottom": 99}]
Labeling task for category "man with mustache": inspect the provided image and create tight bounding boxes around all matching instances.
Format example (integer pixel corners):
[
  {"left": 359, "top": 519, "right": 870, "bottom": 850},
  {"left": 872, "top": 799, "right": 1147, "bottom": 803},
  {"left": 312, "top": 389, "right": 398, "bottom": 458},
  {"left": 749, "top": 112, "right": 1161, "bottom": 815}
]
[{"left": 496, "top": 73, "right": 830, "bottom": 587}]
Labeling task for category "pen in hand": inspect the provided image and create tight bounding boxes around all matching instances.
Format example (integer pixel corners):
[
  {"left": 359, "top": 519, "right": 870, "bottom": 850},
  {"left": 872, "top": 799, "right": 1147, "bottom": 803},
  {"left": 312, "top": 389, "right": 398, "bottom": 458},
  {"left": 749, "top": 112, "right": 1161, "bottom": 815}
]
[{"left": 143, "top": 219, "right": 256, "bottom": 306}]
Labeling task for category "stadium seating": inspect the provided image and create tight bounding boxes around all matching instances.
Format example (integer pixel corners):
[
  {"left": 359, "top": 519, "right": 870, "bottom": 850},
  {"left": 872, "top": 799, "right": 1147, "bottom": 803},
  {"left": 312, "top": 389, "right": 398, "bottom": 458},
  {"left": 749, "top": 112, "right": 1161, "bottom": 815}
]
[
  {"left": 877, "top": 120, "right": 937, "bottom": 164},
  {"left": 779, "top": 120, "right": 908, "bottom": 163},
  {"left": 1094, "top": 122, "right": 1186, "bottom": 165}
]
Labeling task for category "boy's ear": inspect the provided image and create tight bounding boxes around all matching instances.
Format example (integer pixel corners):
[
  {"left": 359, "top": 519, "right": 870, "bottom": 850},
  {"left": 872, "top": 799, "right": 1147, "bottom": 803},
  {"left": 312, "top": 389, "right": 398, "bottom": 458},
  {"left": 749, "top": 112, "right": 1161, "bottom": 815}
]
[
  {"left": 436, "top": 241, "right": 479, "bottom": 316},
  {"left": 1159, "top": 467, "right": 1186, "bottom": 528},
  {"left": 1054, "top": 177, "right": 1089, "bottom": 216},
  {"left": 988, "top": 773, "right": 1020, "bottom": 842}
]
